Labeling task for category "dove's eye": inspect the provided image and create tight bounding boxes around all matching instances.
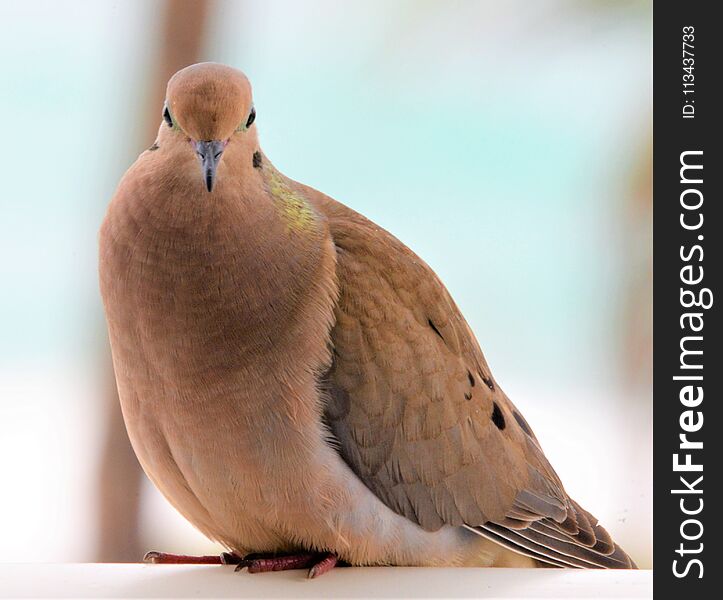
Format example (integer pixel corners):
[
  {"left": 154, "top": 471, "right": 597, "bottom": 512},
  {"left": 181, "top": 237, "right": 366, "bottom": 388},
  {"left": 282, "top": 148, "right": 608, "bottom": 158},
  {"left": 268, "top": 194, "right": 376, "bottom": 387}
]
[
  {"left": 163, "top": 105, "right": 174, "bottom": 128},
  {"left": 245, "top": 106, "right": 256, "bottom": 129}
]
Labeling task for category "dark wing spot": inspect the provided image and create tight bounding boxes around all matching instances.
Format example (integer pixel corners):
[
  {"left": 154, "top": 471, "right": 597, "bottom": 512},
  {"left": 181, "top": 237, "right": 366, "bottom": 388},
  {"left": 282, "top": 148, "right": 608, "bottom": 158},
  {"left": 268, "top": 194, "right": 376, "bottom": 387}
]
[
  {"left": 428, "top": 319, "right": 444, "bottom": 341},
  {"left": 491, "top": 402, "right": 506, "bottom": 430},
  {"left": 148, "top": 142, "right": 159, "bottom": 152},
  {"left": 464, "top": 391, "right": 472, "bottom": 401},
  {"left": 479, "top": 371, "right": 495, "bottom": 391},
  {"left": 467, "top": 371, "right": 475, "bottom": 387},
  {"left": 253, "top": 150, "right": 262, "bottom": 168},
  {"left": 513, "top": 411, "right": 533, "bottom": 436}
]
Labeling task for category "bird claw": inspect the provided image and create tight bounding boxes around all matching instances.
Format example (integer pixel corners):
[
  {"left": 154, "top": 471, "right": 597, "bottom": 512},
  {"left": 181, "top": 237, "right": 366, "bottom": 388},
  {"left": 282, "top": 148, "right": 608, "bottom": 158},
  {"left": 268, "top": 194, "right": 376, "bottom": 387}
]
[
  {"left": 307, "top": 553, "right": 339, "bottom": 578},
  {"left": 233, "top": 551, "right": 339, "bottom": 577}
]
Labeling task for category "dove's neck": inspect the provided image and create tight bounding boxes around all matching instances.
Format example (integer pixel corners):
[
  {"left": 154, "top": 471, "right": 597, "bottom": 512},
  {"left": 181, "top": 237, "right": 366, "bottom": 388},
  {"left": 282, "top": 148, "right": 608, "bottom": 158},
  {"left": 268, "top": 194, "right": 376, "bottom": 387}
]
[{"left": 103, "top": 146, "right": 337, "bottom": 357}]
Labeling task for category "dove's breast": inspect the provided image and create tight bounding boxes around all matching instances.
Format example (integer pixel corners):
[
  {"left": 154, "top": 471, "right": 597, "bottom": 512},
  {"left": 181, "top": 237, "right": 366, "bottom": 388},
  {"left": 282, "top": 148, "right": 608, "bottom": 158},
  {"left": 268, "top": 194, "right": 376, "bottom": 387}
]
[{"left": 98, "top": 168, "right": 345, "bottom": 553}]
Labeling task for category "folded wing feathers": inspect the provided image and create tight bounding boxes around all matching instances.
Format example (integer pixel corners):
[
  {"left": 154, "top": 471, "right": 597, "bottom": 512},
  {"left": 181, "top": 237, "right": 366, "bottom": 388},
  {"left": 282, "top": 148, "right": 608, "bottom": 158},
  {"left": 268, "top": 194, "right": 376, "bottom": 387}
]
[
  {"left": 466, "top": 494, "right": 635, "bottom": 569},
  {"left": 514, "top": 490, "right": 567, "bottom": 523},
  {"left": 465, "top": 524, "right": 568, "bottom": 568},
  {"left": 477, "top": 522, "right": 620, "bottom": 568}
]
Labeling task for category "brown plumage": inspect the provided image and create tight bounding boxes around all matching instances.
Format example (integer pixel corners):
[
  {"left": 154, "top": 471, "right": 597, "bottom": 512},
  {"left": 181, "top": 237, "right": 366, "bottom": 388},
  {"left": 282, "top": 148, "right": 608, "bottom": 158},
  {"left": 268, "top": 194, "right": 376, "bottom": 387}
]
[{"left": 99, "top": 62, "right": 636, "bottom": 571}]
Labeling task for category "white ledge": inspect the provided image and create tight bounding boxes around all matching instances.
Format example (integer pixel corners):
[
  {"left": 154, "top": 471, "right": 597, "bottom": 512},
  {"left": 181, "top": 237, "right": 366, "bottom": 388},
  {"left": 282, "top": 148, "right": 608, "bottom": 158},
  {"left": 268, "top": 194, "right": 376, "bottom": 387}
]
[{"left": 0, "top": 564, "right": 651, "bottom": 599}]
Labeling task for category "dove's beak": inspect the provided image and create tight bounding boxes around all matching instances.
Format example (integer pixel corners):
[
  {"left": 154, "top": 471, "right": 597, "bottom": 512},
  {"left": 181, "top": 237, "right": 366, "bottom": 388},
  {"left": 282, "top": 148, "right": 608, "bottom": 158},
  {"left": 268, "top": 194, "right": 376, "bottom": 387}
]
[{"left": 194, "top": 140, "right": 225, "bottom": 192}]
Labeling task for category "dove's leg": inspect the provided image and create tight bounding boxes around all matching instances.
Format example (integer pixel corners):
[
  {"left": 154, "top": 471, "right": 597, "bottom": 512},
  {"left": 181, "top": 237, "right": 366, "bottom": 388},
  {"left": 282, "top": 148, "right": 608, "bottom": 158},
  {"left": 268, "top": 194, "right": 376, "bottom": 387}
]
[
  {"left": 143, "top": 551, "right": 242, "bottom": 565},
  {"left": 235, "top": 552, "right": 339, "bottom": 578}
]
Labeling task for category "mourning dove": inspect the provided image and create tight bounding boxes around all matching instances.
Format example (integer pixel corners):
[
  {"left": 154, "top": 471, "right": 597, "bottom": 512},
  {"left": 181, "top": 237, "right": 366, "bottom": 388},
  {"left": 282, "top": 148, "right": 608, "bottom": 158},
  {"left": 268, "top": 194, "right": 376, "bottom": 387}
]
[{"left": 99, "top": 63, "right": 636, "bottom": 576}]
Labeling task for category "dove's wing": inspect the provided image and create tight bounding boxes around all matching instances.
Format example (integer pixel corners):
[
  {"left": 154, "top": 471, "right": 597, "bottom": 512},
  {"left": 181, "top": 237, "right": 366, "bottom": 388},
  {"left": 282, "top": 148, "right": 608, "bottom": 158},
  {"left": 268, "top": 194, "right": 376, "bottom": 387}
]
[{"left": 308, "top": 194, "right": 635, "bottom": 569}]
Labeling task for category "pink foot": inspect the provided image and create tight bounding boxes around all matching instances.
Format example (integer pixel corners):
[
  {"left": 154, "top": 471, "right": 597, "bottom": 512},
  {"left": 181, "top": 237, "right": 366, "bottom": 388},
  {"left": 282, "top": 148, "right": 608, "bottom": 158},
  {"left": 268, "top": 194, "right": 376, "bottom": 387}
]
[
  {"left": 239, "top": 552, "right": 317, "bottom": 573},
  {"left": 236, "top": 551, "right": 340, "bottom": 578},
  {"left": 144, "top": 549, "right": 340, "bottom": 577}
]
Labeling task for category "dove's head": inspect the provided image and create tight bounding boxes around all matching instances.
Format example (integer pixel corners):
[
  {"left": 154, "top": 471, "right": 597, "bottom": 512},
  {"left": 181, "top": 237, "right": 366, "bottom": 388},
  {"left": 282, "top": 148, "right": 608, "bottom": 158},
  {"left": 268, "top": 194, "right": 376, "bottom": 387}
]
[{"left": 163, "top": 63, "right": 257, "bottom": 192}]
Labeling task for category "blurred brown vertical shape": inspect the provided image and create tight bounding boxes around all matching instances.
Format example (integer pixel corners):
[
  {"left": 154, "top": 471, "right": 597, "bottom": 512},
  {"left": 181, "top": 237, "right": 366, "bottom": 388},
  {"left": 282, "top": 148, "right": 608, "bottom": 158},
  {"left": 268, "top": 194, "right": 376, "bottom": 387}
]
[
  {"left": 621, "top": 135, "right": 652, "bottom": 389},
  {"left": 96, "top": 0, "right": 213, "bottom": 562}
]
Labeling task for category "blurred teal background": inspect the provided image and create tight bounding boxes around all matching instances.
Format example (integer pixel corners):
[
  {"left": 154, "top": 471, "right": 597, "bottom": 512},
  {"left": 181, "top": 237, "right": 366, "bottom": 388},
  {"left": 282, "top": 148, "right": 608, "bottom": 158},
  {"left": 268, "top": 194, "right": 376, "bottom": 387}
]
[{"left": 0, "top": 0, "right": 651, "bottom": 567}]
